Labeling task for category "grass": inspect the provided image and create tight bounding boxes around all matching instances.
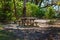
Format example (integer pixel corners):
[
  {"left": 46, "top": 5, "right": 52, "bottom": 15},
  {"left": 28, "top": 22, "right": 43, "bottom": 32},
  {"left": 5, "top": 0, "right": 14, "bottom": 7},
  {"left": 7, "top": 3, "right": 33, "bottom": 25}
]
[
  {"left": 0, "top": 25, "right": 3, "bottom": 30},
  {"left": 0, "top": 30, "right": 15, "bottom": 40}
]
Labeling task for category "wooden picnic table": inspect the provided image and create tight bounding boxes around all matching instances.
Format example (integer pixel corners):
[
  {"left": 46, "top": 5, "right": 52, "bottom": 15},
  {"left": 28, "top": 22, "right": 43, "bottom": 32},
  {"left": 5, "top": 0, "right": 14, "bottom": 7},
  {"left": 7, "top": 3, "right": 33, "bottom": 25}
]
[{"left": 17, "top": 17, "right": 36, "bottom": 26}]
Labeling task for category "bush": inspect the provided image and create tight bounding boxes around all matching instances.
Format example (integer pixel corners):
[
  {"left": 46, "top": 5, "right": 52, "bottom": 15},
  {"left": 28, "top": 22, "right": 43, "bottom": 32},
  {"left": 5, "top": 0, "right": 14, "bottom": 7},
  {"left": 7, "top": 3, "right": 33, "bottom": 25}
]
[
  {"left": 16, "top": 1, "right": 45, "bottom": 19},
  {"left": 44, "top": 7, "right": 56, "bottom": 19}
]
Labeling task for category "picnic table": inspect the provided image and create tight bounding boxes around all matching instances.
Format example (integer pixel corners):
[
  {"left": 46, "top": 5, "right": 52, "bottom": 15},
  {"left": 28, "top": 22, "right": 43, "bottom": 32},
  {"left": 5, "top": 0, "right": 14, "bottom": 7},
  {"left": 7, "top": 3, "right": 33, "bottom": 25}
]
[
  {"left": 17, "top": 17, "right": 36, "bottom": 26},
  {"left": 34, "top": 20, "right": 50, "bottom": 27}
]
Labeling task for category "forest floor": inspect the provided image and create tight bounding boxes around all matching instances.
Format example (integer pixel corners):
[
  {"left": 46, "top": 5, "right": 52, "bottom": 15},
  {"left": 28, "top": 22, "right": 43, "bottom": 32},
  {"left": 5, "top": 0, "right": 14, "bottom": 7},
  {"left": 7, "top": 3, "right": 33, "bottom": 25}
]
[{"left": 0, "top": 23, "right": 60, "bottom": 40}]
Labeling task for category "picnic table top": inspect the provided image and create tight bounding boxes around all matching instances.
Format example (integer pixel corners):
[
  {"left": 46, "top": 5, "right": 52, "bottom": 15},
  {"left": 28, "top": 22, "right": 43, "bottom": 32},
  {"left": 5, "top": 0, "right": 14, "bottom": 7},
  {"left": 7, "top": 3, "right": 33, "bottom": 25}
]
[
  {"left": 21, "top": 17, "right": 36, "bottom": 20},
  {"left": 34, "top": 20, "right": 50, "bottom": 23}
]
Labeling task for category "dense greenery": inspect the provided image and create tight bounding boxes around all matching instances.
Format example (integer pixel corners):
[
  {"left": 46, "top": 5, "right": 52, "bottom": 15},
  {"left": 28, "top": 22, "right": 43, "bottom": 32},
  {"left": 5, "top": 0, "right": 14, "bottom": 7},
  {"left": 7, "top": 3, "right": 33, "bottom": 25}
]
[
  {"left": 0, "top": 0, "right": 60, "bottom": 23},
  {"left": 44, "top": 7, "right": 56, "bottom": 19}
]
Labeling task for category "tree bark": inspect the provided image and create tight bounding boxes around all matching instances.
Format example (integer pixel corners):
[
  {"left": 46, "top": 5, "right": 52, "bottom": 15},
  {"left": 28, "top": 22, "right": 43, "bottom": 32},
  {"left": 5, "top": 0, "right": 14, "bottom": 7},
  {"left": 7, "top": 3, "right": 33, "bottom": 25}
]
[
  {"left": 39, "top": 0, "right": 43, "bottom": 7},
  {"left": 13, "top": 0, "right": 17, "bottom": 19},
  {"left": 23, "top": 0, "right": 26, "bottom": 17},
  {"left": 35, "top": 0, "right": 38, "bottom": 5}
]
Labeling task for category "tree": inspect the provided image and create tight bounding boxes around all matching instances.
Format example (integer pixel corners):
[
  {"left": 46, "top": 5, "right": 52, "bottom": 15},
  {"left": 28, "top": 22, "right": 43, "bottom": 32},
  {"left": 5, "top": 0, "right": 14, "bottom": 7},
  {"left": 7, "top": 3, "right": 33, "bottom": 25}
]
[
  {"left": 23, "top": 0, "right": 26, "bottom": 17},
  {"left": 0, "top": 0, "right": 16, "bottom": 23},
  {"left": 44, "top": 7, "right": 56, "bottom": 19},
  {"left": 16, "top": 1, "right": 39, "bottom": 17},
  {"left": 34, "top": 8, "right": 45, "bottom": 18},
  {"left": 13, "top": 0, "right": 17, "bottom": 19},
  {"left": 0, "top": 0, "right": 12, "bottom": 22}
]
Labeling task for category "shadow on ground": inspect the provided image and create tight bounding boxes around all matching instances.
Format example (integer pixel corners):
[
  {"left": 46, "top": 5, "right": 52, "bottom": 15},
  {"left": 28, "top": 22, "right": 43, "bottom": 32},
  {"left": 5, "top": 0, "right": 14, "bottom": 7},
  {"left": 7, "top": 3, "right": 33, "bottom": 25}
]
[{"left": 0, "top": 27, "right": 60, "bottom": 40}]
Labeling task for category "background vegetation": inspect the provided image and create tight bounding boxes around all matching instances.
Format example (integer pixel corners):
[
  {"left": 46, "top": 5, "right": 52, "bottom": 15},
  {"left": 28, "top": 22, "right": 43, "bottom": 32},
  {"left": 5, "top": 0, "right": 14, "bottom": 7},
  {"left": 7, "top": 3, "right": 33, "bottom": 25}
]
[{"left": 0, "top": 0, "right": 60, "bottom": 23}]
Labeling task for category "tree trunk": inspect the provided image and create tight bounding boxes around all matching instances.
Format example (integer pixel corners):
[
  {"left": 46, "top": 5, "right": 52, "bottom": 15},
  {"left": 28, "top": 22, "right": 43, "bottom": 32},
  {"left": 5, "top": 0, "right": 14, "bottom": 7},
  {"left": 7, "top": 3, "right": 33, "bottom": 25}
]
[
  {"left": 13, "top": 0, "right": 17, "bottom": 19},
  {"left": 23, "top": 0, "right": 26, "bottom": 17},
  {"left": 39, "top": 0, "right": 43, "bottom": 7},
  {"left": 35, "top": 0, "right": 38, "bottom": 5}
]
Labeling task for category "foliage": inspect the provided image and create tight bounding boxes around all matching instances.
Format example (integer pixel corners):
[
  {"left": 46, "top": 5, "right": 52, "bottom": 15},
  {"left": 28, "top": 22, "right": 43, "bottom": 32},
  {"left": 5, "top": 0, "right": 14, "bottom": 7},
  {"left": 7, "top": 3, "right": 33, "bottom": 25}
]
[
  {"left": 57, "top": 1, "right": 60, "bottom": 6},
  {"left": 16, "top": 1, "right": 23, "bottom": 17},
  {"left": 0, "top": 0, "right": 14, "bottom": 23},
  {"left": 0, "top": 0, "right": 59, "bottom": 23},
  {"left": 16, "top": 1, "right": 45, "bottom": 18},
  {"left": 35, "top": 8, "right": 45, "bottom": 18},
  {"left": 16, "top": 1, "right": 40, "bottom": 17},
  {"left": 44, "top": 7, "right": 56, "bottom": 19},
  {"left": 26, "top": 2, "right": 39, "bottom": 17},
  {"left": 0, "top": 30, "right": 15, "bottom": 40}
]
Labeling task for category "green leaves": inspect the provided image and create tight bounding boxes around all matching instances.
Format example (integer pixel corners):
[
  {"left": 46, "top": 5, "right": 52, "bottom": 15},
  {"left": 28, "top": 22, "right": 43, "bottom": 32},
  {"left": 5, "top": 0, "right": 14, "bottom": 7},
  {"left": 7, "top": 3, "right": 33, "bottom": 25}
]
[
  {"left": 26, "top": 2, "right": 39, "bottom": 17},
  {"left": 0, "top": 0, "right": 14, "bottom": 22},
  {"left": 0, "top": 0, "right": 58, "bottom": 23},
  {"left": 44, "top": 7, "right": 56, "bottom": 19},
  {"left": 35, "top": 8, "right": 45, "bottom": 18},
  {"left": 16, "top": 1, "right": 39, "bottom": 17}
]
